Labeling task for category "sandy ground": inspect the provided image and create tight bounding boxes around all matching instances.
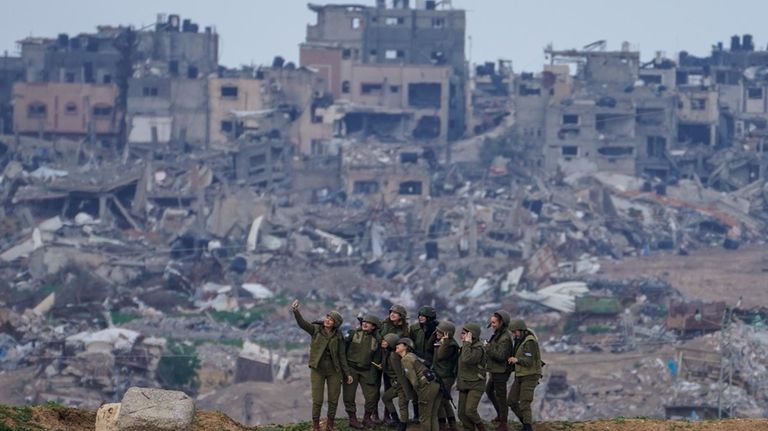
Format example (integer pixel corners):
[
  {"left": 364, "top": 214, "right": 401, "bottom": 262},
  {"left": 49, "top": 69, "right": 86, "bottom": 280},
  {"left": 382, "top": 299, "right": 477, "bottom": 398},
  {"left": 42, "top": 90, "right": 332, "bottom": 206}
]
[{"left": 599, "top": 244, "right": 768, "bottom": 308}]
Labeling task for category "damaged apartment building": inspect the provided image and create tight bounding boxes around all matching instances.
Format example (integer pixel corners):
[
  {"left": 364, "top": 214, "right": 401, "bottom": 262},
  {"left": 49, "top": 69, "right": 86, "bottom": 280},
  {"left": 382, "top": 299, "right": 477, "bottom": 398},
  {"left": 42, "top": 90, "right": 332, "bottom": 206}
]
[
  {"left": 522, "top": 37, "right": 767, "bottom": 186},
  {"left": 299, "top": 0, "right": 466, "bottom": 155},
  {"left": 13, "top": 14, "right": 218, "bottom": 148}
]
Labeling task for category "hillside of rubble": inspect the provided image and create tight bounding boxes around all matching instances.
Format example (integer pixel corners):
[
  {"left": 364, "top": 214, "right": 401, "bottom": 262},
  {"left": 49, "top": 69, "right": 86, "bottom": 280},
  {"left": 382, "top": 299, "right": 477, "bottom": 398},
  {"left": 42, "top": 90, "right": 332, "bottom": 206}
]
[{"left": 1, "top": 404, "right": 768, "bottom": 431}]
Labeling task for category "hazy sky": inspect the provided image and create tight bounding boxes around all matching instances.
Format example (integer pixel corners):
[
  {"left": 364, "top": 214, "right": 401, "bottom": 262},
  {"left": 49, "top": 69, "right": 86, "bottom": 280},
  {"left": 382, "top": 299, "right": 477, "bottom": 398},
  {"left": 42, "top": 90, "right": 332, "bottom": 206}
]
[{"left": 2, "top": 0, "right": 768, "bottom": 72}]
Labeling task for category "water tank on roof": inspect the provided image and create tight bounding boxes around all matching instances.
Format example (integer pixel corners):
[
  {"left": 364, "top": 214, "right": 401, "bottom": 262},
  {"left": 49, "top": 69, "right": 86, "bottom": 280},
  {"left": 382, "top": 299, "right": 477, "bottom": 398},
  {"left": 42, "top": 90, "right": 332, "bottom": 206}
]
[
  {"left": 731, "top": 35, "right": 741, "bottom": 51},
  {"left": 743, "top": 34, "right": 754, "bottom": 51},
  {"left": 168, "top": 14, "right": 180, "bottom": 31}
]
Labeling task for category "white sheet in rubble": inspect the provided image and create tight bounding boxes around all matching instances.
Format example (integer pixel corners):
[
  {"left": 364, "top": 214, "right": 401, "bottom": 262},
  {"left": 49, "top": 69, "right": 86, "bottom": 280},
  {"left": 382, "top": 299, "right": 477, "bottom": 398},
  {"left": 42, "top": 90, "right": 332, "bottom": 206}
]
[
  {"left": 461, "top": 277, "right": 492, "bottom": 298},
  {"left": 28, "top": 167, "right": 69, "bottom": 179},
  {"left": 67, "top": 328, "right": 141, "bottom": 352},
  {"left": 0, "top": 228, "right": 43, "bottom": 262},
  {"left": 514, "top": 281, "right": 589, "bottom": 313},
  {"left": 241, "top": 283, "right": 274, "bottom": 299}
]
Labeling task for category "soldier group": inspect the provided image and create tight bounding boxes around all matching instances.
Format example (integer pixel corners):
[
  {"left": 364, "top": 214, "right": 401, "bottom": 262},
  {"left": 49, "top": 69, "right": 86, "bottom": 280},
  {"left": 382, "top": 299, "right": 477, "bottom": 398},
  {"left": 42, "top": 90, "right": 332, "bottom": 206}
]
[{"left": 291, "top": 300, "right": 543, "bottom": 431}]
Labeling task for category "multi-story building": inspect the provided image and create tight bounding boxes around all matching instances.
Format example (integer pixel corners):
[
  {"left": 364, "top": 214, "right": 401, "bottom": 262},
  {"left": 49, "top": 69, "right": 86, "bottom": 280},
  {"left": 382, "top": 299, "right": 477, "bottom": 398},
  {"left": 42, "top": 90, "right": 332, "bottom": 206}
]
[
  {"left": 12, "top": 82, "right": 118, "bottom": 136},
  {"left": 300, "top": 0, "right": 467, "bottom": 145},
  {"left": 0, "top": 55, "right": 25, "bottom": 134}
]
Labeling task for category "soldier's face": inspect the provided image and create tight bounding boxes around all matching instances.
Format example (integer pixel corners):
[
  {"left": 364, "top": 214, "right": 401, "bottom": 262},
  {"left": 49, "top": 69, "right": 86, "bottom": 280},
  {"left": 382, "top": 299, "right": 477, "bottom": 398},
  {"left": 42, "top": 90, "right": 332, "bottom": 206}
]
[
  {"left": 323, "top": 316, "right": 335, "bottom": 328},
  {"left": 395, "top": 343, "right": 407, "bottom": 354},
  {"left": 381, "top": 340, "right": 389, "bottom": 349},
  {"left": 389, "top": 311, "right": 402, "bottom": 322},
  {"left": 490, "top": 315, "right": 501, "bottom": 330},
  {"left": 513, "top": 329, "right": 523, "bottom": 338},
  {"left": 418, "top": 316, "right": 427, "bottom": 324},
  {"left": 362, "top": 322, "right": 375, "bottom": 332}
]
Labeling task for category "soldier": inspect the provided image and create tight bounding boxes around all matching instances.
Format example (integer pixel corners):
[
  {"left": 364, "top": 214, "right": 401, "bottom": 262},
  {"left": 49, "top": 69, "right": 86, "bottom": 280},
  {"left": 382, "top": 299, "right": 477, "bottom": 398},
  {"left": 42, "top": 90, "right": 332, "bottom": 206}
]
[
  {"left": 432, "top": 321, "right": 460, "bottom": 431},
  {"left": 291, "top": 299, "right": 352, "bottom": 431},
  {"left": 343, "top": 314, "right": 382, "bottom": 429},
  {"left": 380, "top": 304, "right": 410, "bottom": 338},
  {"left": 408, "top": 306, "right": 439, "bottom": 424},
  {"left": 484, "top": 310, "right": 514, "bottom": 431},
  {"left": 506, "top": 319, "right": 543, "bottom": 431},
  {"left": 380, "top": 333, "right": 412, "bottom": 429},
  {"left": 378, "top": 304, "right": 410, "bottom": 423},
  {"left": 397, "top": 338, "right": 442, "bottom": 431},
  {"left": 457, "top": 323, "right": 486, "bottom": 431}
]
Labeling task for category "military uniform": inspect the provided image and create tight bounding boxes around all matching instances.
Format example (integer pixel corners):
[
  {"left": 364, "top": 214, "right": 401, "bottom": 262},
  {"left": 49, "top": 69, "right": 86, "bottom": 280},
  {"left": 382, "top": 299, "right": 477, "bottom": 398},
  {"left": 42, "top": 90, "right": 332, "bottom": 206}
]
[
  {"left": 343, "top": 315, "right": 382, "bottom": 428},
  {"left": 410, "top": 306, "right": 439, "bottom": 365},
  {"left": 506, "top": 320, "right": 543, "bottom": 431},
  {"left": 293, "top": 309, "right": 350, "bottom": 431},
  {"left": 432, "top": 321, "right": 459, "bottom": 430},
  {"left": 484, "top": 310, "right": 513, "bottom": 430},
  {"left": 381, "top": 333, "right": 412, "bottom": 426},
  {"left": 456, "top": 323, "right": 486, "bottom": 431},
  {"left": 378, "top": 305, "right": 410, "bottom": 420},
  {"left": 400, "top": 343, "right": 442, "bottom": 431}
]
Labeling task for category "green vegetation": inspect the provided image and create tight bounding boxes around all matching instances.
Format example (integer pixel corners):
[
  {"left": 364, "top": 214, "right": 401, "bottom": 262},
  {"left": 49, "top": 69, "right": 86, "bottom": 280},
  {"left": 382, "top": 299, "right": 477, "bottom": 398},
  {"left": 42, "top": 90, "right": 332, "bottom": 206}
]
[
  {"left": 209, "top": 309, "right": 264, "bottom": 327},
  {"left": 0, "top": 405, "right": 41, "bottom": 431},
  {"left": 110, "top": 311, "right": 140, "bottom": 325},
  {"left": 155, "top": 341, "right": 201, "bottom": 394}
]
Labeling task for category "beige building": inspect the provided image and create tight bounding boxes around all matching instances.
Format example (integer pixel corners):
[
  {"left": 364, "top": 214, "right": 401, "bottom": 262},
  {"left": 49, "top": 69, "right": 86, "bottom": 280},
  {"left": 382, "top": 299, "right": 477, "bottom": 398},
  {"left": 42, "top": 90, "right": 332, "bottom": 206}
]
[
  {"left": 12, "top": 82, "right": 118, "bottom": 136},
  {"left": 208, "top": 78, "right": 266, "bottom": 147}
]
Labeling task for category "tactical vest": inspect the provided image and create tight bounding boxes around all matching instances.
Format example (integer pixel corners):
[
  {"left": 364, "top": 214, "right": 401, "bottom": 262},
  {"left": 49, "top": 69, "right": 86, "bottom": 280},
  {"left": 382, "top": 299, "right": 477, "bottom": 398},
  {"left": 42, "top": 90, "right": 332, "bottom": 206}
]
[{"left": 514, "top": 334, "right": 543, "bottom": 377}]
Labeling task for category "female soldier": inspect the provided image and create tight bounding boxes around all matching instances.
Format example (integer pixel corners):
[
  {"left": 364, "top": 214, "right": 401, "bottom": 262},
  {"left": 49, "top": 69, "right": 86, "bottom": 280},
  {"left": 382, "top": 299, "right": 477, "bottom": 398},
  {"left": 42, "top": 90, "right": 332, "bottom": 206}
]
[
  {"left": 506, "top": 319, "right": 543, "bottom": 431},
  {"left": 433, "top": 321, "right": 460, "bottom": 431},
  {"left": 397, "top": 338, "right": 441, "bottom": 431},
  {"left": 457, "top": 323, "right": 486, "bottom": 431},
  {"left": 291, "top": 299, "right": 353, "bottom": 431},
  {"left": 484, "top": 310, "right": 513, "bottom": 431}
]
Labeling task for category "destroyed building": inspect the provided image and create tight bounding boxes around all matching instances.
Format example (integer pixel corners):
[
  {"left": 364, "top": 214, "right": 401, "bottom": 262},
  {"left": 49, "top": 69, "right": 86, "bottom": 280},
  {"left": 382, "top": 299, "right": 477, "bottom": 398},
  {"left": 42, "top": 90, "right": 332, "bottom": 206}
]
[{"left": 300, "top": 0, "right": 467, "bottom": 146}]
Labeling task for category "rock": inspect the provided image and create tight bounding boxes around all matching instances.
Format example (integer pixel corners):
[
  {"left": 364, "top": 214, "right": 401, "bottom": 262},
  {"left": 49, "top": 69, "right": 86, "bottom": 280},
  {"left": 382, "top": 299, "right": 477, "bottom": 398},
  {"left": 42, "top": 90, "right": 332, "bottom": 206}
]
[
  {"left": 117, "top": 387, "right": 195, "bottom": 431},
  {"left": 95, "top": 403, "right": 121, "bottom": 431}
]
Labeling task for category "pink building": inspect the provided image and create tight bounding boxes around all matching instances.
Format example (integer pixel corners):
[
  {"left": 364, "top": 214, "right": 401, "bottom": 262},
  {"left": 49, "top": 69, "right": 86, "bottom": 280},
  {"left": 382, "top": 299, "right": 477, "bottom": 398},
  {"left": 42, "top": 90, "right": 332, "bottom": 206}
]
[{"left": 13, "top": 82, "right": 118, "bottom": 136}]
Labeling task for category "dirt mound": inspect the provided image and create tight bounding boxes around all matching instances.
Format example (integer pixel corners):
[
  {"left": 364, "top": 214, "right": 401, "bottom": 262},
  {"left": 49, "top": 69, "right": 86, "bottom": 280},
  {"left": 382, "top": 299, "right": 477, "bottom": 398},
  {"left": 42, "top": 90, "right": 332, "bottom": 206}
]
[{"left": 2, "top": 406, "right": 768, "bottom": 431}]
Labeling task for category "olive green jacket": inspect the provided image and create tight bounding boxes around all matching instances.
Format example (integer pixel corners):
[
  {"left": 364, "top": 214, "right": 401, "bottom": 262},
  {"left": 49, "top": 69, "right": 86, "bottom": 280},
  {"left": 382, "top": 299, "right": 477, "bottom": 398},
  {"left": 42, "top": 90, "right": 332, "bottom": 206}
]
[
  {"left": 379, "top": 318, "right": 409, "bottom": 339},
  {"left": 432, "top": 337, "right": 459, "bottom": 379},
  {"left": 293, "top": 309, "right": 350, "bottom": 378},
  {"left": 513, "top": 333, "right": 543, "bottom": 377},
  {"left": 401, "top": 352, "right": 432, "bottom": 390},
  {"left": 346, "top": 328, "right": 381, "bottom": 370},
  {"left": 457, "top": 339, "right": 486, "bottom": 391},
  {"left": 383, "top": 349, "right": 415, "bottom": 400},
  {"left": 409, "top": 321, "right": 438, "bottom": 363},
  {"left": 485, "top": 327, "right": 513, "bottom": 374}
]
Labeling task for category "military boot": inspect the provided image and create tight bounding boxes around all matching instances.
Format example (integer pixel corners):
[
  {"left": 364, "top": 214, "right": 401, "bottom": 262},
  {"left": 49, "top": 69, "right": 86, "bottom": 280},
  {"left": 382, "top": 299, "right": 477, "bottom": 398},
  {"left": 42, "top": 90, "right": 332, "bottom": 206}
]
[
  {"left": 371, "top": 410, "right": 384, "bottom": 425},
  {"left": 446, "top": 417, "right": 458, "bottom": 431},
  {"left": 312, "top": 418, "right": 321, "bottom": 431},
  {"left": 496, "top": 422, "right": 509, "bottom": 431},
  {"left": 348, "top": 414, "right": 364, "bottom": 430},
  {"left": 397, "top": 422, "right": 407, "bottom": 431},
  {"left": 438, "top": 418, "right": 448, "bottom": 431},
  {"left": 476, "top": 422, "right": 487, "bottom": 431},
  {"left": 362, "top": 411, "right": 375, "bottom": 428},
  {"left": 326, "top": 416, "right": 336, "bottom": 431},
  {"left": 522, "top": 424, "right": 533, "bottom": 431},
  {"left": 385, "top": 411, "right": 400, "bottom": 427}
]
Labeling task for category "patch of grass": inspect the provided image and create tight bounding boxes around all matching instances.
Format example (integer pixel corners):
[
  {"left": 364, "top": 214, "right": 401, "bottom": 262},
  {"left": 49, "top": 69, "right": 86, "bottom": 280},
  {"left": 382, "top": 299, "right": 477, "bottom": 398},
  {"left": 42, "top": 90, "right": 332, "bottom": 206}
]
[
  {"left": 209, "top": 309, "right": 264, "bottom": 328},
  {"left": 552, "top": 420, "right": 577, "bottom": 430},
  {"left": 110, "top": 311, "right": 140, "bottom": 325}
]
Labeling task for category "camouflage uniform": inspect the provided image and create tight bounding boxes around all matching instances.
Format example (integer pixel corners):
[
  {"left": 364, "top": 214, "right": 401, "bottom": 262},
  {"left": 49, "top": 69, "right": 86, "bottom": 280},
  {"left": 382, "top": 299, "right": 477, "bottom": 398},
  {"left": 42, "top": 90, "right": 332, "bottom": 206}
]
[
  {"left": 456, "top": 323, "right": 486, "bottom": 430},
  {"left": 400, "top": 339, "right": 442, "bottom": 431},
  {"left": 484, "top": 310, "right": 513, "bottom": 430},
  {"left": 343, "top": 315, "right": 382, "bottom": 427},
  {"left": 506, "top": 320, "right": 543, "bottom": 431},
  {"left": 293, "top": 309, "right": 350, "bottom": 430}
]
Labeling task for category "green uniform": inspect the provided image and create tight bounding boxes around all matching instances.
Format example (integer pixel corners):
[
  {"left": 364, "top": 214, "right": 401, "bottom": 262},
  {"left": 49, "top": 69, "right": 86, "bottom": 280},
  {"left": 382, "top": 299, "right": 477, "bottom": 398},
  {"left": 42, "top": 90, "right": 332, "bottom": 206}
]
[
  {"left": 485, "top": 321, "right": 513, "bottom": 423},
  {"left": 410, "top": 321, "right": 438, "bottom": 365},
  {"left": 378, "top": 319, "right": 410, "bottom": 403},
  {"left": 293, "top": 309, "right": 350, "bottom": 420},
  {"left": 381, "top": 350, "right": 412, "bottom": 423},
  {"left": 431, "top": 336, "right": 459, "bottom": 421},
  {"left": 401, "top": 352, "right": 442, "bottom": 431},
  {"left": 507, "top": 333, "right": 543, "bottom": 426},
  {"left": 343, "top": 328, "right": 381, "bottom": 416},
  {"left": 456, "top": 338, "right": 485, "bottom": 428}
]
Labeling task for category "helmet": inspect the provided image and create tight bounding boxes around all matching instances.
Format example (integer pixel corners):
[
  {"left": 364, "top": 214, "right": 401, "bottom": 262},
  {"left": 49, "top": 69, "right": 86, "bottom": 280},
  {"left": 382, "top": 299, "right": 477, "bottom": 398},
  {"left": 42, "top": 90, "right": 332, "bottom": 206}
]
[
  {"left": 509, "top": 319, "right": 527, "bottom": 331},
  {"left": 396, "top": 338, "right": 415, "bottom": 350},
  {"left": 383, "top": 333, "right": 400, "bottom": 346},
  {"left": 389, "top": 304, "right": 407, "bottom": 319},
  {"left": 362, "top": 314, "right": 381, "bottom": 327},
  {"left": 436, "top": 321, "right": 455, "bottom": 338},
  {"left": 418, "top": 306, "right": 437, "bottom": 320},
  {"left": 462, "top": 323, "right": 481, "bottom": 340},
  {"left": 327, "top": 311, "right": 343, "bottom": 328},
  {"left": 489, "top": 310, "right": 511, "bottom": 328}
]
